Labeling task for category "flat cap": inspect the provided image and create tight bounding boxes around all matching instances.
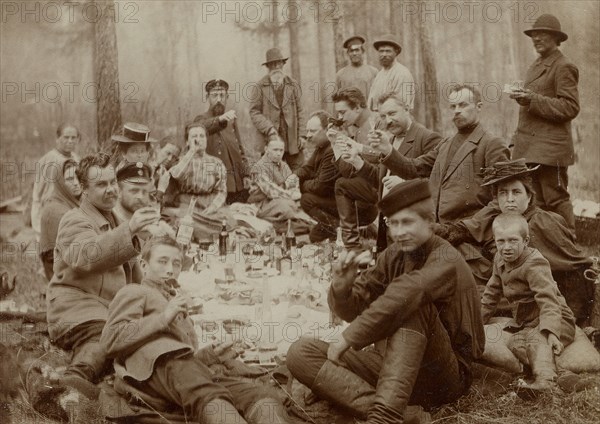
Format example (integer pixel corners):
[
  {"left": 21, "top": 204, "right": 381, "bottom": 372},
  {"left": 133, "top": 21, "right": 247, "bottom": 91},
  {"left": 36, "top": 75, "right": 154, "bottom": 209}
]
[
  {"left": 343, "top": 35, "right": 366, "bottom": 49},
  {"left": 377, "top": 179, "right": 431, "bottom": 217},
  {"left": 116, "top": 161, "right": 152, "bottom": 184},
  {"left": 206, "top": 79, "right": 229, "bottom": 93}
]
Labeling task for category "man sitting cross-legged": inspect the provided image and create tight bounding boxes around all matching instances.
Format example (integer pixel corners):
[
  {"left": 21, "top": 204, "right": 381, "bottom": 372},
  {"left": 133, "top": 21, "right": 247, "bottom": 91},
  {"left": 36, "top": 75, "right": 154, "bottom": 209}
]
[
  {"left": 287, "top": 179, "right": 485, "bottom": 424},
  {"left": 100, "top": 236, "right": 303, "bottom": 423}
]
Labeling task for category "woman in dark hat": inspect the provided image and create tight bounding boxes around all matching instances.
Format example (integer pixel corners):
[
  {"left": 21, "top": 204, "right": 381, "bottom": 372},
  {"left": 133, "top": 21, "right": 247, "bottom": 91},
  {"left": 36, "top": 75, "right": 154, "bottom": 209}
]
[
  {"left": 39, "top": 158, "right": 82, "bottom": 280},
  {"left": 437, "top": 159, "right": 593, "bottom": 324}
]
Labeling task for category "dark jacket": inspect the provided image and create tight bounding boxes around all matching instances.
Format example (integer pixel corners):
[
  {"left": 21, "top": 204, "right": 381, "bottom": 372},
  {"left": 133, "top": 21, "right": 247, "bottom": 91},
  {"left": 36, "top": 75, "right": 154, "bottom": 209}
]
[
  {"left": 381, "top": 123, "right": 510, "bottom": 223},
  {"left": 355, "top": 121, "right": 442, "bottom": 198},
  {"left": 249, "top": 74, "right": 306, "bottom": 155},
  {"left": 295, "top": 131, "right": 339, "bottom": 197},
  {"left": 512, "top": 50, "right": 580, "bottom": 167},
  {"left": 330, "top": 235, "right": 485, "bottom": 365},
  {"left": 194, "top": 110, "right": 248, "bottom": 193}
]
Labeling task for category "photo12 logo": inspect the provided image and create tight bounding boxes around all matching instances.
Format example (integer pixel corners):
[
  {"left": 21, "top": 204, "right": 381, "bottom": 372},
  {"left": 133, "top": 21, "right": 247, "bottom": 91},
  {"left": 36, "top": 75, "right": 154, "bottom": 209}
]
[
  {"left": 2, "top": 81, "right": 139, "bottom": 104},
  {"left": 1, "top": 1, "right": 139, "bottom": 24}
]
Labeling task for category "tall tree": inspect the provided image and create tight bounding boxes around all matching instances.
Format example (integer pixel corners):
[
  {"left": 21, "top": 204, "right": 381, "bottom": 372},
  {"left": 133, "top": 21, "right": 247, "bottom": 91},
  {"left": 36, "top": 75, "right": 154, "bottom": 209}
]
[
  {"left": 288, "top": 0, "right": 301, "bottom": 82},
  {"left": 330, "top": 1, "right": 346, "bottom": 71},
  {"left": 415, "top": 5, "right": 441, "bottom": 132},
  {"left": 93, "top": 0, "right": 122, "bottom": 150}
]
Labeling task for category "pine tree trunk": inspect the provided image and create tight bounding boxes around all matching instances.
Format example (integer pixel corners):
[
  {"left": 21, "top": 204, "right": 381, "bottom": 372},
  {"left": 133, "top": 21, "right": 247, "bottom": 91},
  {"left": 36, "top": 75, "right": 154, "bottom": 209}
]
[
  {"left": 93, "top": 0, "right": 122, "bottom": 150},
  {"left": 331, "top": 1, "right": 345, "bottom": 72},
  {"left": 416, "top": 8, "right": 441, "bottom": 132},
  {"left": 288, "top": 0, "right": 301, "bottom": 82}
]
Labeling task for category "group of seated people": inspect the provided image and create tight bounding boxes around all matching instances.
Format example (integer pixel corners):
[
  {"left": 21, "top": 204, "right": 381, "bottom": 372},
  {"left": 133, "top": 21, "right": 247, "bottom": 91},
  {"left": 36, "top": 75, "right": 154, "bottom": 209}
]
[{"left": 31, "top": 14, "right": 596, "bottom": 422}]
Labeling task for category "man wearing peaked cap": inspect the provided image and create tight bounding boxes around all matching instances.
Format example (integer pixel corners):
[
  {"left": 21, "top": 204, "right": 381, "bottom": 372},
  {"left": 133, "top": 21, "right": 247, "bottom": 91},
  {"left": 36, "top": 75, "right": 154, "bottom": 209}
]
[
  {"left": 367, "top": 34, "right": 415, "bottom": 111},
  {"left": 286, "top": 178, "right": 484, "bottom": 423},
  {"left": 249, "top": 47, "right": 307, "bottom": 171},
  {"left": 194, "top": 78, "right": 250, "bottom": 204},
  {"left": 336, "top": 35, "right": 378, "bottom": 99},
  {"left": 114, "top": 161, "right": 154, "bottom": 224},
  {"left": 510, "top": 13, "right": 579, "bottom": 232}
]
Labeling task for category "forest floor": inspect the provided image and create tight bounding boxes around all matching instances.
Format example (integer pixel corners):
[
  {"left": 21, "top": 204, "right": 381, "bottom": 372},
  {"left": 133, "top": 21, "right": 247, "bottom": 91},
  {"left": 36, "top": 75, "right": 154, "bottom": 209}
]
[{"left": 1, "top": 211, "right": 600, "bottom": 424}]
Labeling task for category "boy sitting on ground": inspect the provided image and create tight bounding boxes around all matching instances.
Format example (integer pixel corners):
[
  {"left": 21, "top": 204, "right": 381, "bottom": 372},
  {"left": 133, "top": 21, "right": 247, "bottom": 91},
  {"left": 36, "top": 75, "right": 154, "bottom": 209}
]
[
  {"left": 100, "top": 236, "right": 300, "bottom": 423},
  {"left": 481, "top": 213, "right": 576, "bottom": 393}
]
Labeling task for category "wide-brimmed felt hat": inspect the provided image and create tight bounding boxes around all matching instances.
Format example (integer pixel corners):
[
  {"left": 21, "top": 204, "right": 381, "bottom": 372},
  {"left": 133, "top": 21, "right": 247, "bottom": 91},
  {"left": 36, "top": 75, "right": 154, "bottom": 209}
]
[
  {"left": 481, "top": 159, "right": 540, "bottom": 187},
  {"left": 116, "top": 161, "right": 152, "bottom": 184},
  {"left": 524, "top": 14, "right": 568, "bottom": 42},
  {"left": 343, "top": 35, "right": 366, "bottom": 49},
  {"left": 111, "top": 122, "right": 157, "bottom": 144},
  {"left": 377, "top": 179, "right": 431, "bottom": 217},
  {"left": 373, "top": 34, "right": 402, "bottom": 53},
  {"left": 262, "top": 48, "right": 288, "bottom": 66},
  {"left": 206, "top": 79, "right": 229, "bottom": 93}
]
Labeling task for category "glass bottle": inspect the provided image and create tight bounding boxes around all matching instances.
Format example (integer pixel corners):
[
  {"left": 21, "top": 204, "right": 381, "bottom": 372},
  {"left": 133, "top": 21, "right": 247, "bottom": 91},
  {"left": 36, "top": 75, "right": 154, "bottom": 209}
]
[
  {"left": 176, "top": 196, "right": 196, "bottom": 247},
  {"left": 218, "top": 219, "right": 228, "bottom": 257}
]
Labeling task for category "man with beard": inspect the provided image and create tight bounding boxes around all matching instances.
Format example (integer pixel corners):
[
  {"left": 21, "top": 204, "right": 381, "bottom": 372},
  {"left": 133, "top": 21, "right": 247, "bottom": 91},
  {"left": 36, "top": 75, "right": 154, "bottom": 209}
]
[
  {"left": 286, "top": 179, "right": 484, "bottom": 424},
  {"left": 114, "top": 162, "right": 153, "bottom": 223},
  {"left": 250, "top": 48, "right": 307, "bottom": 171},
  {"left": 336, "top": 36, "right": 378, "bottom": 99},
  {"left": 367, "top": 35, "right": 415, "bottom": 112},
  {"left": 296, "top": 110, "right": 342, "bottom": 242},
  {"left": 46, "top": 152, "right": 159, "bottom": 399},
  {"left": 368, "top": 84, "right": 510, "bottom": 282},
  {"left": 194, "top": 79, "right": 249, "bottom": 204}
]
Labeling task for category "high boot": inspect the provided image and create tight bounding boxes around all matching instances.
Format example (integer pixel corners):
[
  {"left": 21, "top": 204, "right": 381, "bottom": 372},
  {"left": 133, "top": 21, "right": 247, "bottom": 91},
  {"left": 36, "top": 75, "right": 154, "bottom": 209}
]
[
  {"left": 515, "top": 340, "right": 557, "bottom": 400},
  {"left": 368, "top": 329, "right": 428, "bottom": 424},
  {"left": 525, "top": 341, "right": 557, "bottom": 391},
  {"left": 245, "top": 397, "right": 305, "bottom": 423},
  {"left": 310, "top": 360, "right": 376, "bottom": 420},
  {"left": 335, "top": 193, "right": 361, "bottom": 249},
  {"left": 199, "top": 398, "right": 247, "bottom": 423}
]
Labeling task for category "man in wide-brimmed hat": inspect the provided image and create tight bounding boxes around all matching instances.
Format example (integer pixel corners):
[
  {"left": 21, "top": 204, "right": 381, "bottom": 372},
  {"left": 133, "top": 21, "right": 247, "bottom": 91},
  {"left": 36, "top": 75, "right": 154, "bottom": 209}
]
[
  {"left": 335, "top": 35, "right": 378, "bottom": 99},
  {"left": 367, "top": 34, "right": 415, "bottom": 111},
  {"left": 287, "top": 179, "right": 484, "bottom": 424},
  {"left": 510, "top": 14, "right": 579, "bottom": 232},
  {"left": 249, "top": 47, "right": 307, "bottom": 171},
  {"left": 194, "top": 79, "right": 250, "bottom": 204}
]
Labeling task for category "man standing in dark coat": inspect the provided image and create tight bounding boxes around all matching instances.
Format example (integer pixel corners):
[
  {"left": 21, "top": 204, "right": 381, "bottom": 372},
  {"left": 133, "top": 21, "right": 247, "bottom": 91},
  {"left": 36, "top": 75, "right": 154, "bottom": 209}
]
[
  {"left": 194, "top": 79, "right": 249, "bottom": 204},
  {"left": 510, "top": 14, "right": 580, "bottom": 231},
  {"left": 249, "top": 48, "right": 307, "bottom": 171},
  {"left": 287, "top": 179, "right": 485, "bottom": 423}
]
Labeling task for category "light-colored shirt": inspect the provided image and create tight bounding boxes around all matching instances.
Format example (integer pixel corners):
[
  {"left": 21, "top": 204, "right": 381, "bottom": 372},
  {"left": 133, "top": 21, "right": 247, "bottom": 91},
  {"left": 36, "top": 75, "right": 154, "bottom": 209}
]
[
  {"left": 31, "top": 148, "right": 79, "bottom": 235},
  {"left": 336, "top": 63, "right": 379, "bottom": 99},
  {"left": 367, "top": 61, "right": 415, "bottom": 111},
  {"left": 248, "top": 155, "right": 300, "bottom": 203}
]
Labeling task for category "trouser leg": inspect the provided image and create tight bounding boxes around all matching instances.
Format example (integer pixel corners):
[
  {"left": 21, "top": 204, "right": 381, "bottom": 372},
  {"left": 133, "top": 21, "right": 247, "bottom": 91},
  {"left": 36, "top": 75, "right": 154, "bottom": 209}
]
[
  {"left": 300, "top": 192, "right": 339, "bottom": 242},
  {"left": 531, "top": 164, "right": 575, "bottom": 231},
  {"left": 335, "top": 177, "right": 378, "bottom": 249},
  {"left": 367, "top": 306, "right": 464, "bottom": 423},
  {"left": 284, "top": 152, "right": 305, "bottom": 172},
  {"left": 56, "top": 321, "right": 110, "bottom": 382}
]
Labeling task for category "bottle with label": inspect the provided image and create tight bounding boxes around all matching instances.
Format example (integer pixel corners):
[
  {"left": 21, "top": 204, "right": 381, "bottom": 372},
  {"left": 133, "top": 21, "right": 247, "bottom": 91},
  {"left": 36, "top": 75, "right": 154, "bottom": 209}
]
[
  {"left": 369, "top": 245, "right": 378, "bottom": 268},
  {"left": 285, "top": 219, "right": 297, "bottom": 268},
  {"left": 176, "top": 196, "right": 197, "bottom": 247},
  {"left": 279, "top": 230, "right": 290, "bottom": 272},
  {"left": 218, "top": 220, "right": 228, "bottom": 257}
]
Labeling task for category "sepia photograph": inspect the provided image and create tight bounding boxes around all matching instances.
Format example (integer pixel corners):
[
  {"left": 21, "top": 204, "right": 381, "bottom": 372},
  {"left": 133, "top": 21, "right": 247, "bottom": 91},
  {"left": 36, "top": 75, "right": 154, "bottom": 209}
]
[{"left": 1, "top": 1, "right": 599, "bottom": 423}]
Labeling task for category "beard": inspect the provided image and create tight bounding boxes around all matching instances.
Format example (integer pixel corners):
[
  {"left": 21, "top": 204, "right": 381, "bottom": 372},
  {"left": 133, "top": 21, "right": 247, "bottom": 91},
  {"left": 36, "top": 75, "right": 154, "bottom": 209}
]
[
  {"left": 212, "top": 102, "right": 225, "bottom": 116},
  {"left": 269, "top": 70, "right": 284, "bottom": 87}
]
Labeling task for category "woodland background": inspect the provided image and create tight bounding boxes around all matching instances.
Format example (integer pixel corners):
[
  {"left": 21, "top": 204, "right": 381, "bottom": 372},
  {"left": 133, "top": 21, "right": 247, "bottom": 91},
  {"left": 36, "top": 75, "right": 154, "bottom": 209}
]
[{"left": 1, "top": 0, "right": 599, "bottom": 204}]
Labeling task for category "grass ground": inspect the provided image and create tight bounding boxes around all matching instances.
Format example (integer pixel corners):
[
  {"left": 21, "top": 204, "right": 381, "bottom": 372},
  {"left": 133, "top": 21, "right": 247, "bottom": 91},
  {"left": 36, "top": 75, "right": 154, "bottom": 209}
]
[{"left": 1, "top": 214, "right": 599, "bottom": 424}]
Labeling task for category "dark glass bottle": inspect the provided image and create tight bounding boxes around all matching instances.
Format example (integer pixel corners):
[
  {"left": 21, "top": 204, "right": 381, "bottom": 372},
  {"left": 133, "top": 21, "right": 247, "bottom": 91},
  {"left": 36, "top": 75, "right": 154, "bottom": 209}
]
[{"left": 218, "top": 219, "right": 228, "bottom": 256}]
